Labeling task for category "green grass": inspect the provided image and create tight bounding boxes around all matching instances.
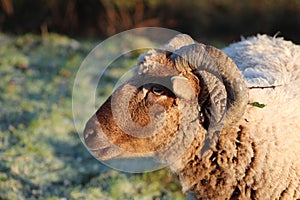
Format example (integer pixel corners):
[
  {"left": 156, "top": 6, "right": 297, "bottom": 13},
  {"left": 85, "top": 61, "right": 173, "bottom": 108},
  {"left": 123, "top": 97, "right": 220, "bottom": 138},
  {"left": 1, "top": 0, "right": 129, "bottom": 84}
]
[{"left": 0, "top": 33, "right": 184, "bottom": 199}]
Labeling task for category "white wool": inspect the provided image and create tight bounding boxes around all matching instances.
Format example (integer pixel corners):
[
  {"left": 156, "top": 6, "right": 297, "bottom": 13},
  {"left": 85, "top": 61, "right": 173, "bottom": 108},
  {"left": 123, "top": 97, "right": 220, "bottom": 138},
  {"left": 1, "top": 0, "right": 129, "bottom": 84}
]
[
  {"left": 222, "top": 35, "right": 300, "bottom": 120},
  {"left": 223, "top": 35, "right": 300, "bottom": 154},
  {"left": 222, "top": 35, "right": 300, "bottom": 199},
  {"left": 223, "top": 34, "right": 300, "bottom": 139},
  {"left": 222, "top": 34, "right": 300, "bottom": 88}
]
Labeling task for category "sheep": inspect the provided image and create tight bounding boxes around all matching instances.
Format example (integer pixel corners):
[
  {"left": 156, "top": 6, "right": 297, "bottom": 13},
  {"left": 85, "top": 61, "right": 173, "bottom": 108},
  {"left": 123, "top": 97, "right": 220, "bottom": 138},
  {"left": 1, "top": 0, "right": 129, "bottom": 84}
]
[{"left": 83, "top": 33, "right": 300, "bottom": 199}]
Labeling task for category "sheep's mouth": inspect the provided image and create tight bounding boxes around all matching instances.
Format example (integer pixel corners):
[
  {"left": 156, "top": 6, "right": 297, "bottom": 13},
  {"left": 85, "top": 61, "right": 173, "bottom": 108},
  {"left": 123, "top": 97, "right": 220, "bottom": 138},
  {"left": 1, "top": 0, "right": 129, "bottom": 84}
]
[
  {"left": 88, "top": 147, "right": 130, "bottom": 160},
  {"left": 88, "top": 147, "right": 121, "bottom": 160},
  {"left": 84, "top": 132, "right": 155, "bottom": 161},
  {"left": 83, "top": 125, "right": 126, "bottom": 160},
  {"left": 88, "top": 147, "right": 155, "bottom": 160}
]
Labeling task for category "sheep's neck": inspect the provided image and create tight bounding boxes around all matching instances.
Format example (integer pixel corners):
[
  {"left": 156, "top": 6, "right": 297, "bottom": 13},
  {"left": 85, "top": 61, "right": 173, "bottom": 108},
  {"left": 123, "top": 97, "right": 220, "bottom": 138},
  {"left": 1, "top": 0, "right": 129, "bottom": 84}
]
[{"left": 172, "top": 125, "right": 253, "bottom": 199}]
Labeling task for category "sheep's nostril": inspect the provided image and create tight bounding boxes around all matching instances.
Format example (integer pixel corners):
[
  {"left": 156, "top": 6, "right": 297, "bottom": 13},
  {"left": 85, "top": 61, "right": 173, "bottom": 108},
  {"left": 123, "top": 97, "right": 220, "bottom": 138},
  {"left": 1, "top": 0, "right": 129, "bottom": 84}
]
[{"left": 84, "top": 128, "right": 96, "bottom": 140}]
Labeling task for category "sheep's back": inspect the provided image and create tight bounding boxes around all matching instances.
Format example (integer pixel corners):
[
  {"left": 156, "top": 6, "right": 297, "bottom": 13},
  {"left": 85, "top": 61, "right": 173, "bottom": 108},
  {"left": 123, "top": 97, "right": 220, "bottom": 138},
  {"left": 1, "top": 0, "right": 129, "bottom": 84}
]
[{"left": 221, "top": 34, "right": 300, "bottom": 199}]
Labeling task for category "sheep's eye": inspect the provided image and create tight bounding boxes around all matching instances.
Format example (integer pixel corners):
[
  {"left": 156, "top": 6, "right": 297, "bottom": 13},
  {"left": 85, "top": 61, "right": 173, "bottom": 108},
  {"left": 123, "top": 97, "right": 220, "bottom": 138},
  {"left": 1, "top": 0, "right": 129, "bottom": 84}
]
[{"left": 151, "top": 86, "right": 165, "bottom": 95}]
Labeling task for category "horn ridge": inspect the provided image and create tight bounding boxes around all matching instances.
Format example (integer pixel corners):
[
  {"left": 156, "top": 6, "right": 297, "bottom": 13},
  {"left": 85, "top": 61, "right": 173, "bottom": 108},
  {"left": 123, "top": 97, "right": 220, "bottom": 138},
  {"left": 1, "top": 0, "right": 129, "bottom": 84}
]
[{"left": 170, "top": 42, "right": 249, "bottom": 128}]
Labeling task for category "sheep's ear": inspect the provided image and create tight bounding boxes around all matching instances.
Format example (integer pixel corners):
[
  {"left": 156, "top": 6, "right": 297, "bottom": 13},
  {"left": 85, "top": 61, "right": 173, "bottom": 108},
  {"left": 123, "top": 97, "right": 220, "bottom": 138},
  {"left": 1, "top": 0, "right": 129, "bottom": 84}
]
[{"left": 171, "top": 75, "right": 195, "bottom": 100}]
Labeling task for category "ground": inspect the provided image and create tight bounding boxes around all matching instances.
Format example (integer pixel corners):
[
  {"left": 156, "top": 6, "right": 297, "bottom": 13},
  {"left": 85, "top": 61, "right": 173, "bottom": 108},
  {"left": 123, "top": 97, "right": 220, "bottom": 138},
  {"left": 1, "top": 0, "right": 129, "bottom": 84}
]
[{"left": 0, "top": 33, "right": 185, "bottom": 200}]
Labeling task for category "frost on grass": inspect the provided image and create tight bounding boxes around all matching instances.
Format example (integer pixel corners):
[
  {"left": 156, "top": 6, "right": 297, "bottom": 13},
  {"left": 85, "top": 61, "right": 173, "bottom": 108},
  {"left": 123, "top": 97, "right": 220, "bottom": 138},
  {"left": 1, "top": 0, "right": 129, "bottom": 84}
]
[{"left": 0, "top": 34, "right": 183, "bottom": 199}]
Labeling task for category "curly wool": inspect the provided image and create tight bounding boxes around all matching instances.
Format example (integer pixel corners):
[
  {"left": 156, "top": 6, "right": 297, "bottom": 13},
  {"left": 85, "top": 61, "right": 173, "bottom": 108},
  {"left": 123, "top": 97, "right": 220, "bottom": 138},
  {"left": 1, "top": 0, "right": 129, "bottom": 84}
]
[
  {"left": 223, "top": 34, "right": 300, "bottom": 88},
  {"left": 172, "top": 35, "right": 300, "bottom": 199}
]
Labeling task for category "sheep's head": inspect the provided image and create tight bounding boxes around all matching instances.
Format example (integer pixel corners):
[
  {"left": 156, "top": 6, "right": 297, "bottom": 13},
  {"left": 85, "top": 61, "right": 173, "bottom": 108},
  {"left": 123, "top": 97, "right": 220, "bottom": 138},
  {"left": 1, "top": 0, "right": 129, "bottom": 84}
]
[{"left": 83, "top": 34, "right": 248, "bottom": 167}]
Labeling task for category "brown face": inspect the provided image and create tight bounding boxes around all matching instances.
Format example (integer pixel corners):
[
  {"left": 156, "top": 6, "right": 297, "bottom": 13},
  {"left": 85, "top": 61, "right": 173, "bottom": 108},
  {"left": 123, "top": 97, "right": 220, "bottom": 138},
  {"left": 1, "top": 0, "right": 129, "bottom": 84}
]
[
  {"left": 83, "top": 66, "right": 187, "bottom": 160},
  {"left": 83, "top": 50, "right": 204, "bottom": 162}
]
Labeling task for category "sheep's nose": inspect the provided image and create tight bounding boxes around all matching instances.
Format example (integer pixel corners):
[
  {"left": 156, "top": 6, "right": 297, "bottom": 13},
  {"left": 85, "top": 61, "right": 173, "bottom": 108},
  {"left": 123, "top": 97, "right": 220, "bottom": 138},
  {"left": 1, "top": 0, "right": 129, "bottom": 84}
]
[
  {"left": 84, "top": 127, "right": 96, "bottom": 140},
  {"left": 83, "top": 116, "right": 125, "bottom": 160},
  {"left": 84, "top": 115, "right": 97, "bottom": 138},
  {"left": 83, "top": 115, "right": 114, "bottom": 151},
  {"left": 83, "top": 115, "right": 103, "bottom": 150},
  {"left": 83, "top": 126, "right": 97, "bottom": 149}
]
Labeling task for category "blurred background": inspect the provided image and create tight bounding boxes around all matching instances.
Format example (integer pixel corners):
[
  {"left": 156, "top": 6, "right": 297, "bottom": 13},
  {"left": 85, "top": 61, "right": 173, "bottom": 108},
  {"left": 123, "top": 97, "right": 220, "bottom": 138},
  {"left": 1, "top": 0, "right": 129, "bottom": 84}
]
[
  {"left": 1, "top": 0, "right": 300, "bottom": 42},
  {"left": 0, "top": 0, "right": 299, "bottom": 199}
]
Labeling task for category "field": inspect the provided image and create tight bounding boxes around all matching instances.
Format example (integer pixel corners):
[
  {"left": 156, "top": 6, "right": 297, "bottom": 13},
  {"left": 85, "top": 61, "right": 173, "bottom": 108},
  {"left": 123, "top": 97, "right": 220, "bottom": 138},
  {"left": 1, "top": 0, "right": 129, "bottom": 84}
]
[{"left": 0, "top": 33, "right": 185, "bottom": 200}]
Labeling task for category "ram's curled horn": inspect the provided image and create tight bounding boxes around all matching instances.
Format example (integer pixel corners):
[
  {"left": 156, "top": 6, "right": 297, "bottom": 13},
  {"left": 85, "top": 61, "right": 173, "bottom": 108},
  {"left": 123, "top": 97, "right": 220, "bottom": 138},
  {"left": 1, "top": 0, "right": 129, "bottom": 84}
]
[
  {"left": 164, "top": 34, "right": 196, "bottom": 50},
  {"left": 170, "top": 42, "right": 249, "bottom": 129}
]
